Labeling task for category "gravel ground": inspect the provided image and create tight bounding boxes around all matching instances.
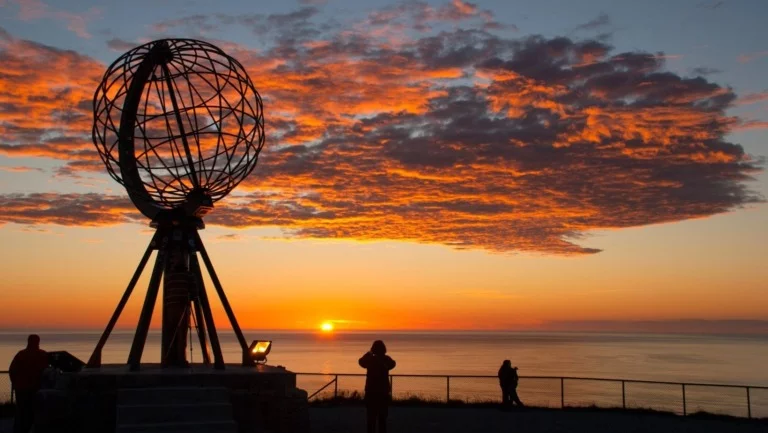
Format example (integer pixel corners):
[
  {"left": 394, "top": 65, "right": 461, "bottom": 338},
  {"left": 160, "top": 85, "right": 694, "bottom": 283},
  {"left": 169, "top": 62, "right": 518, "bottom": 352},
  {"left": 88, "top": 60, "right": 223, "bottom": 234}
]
[{"left": 309, "top": 406, "right": 768, "bottom": 433}]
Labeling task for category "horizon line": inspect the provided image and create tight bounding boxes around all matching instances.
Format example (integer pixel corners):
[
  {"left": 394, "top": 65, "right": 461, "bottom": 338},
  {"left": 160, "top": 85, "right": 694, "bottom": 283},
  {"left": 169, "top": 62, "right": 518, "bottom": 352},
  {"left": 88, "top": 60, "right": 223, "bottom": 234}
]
[{"left": 1, "top": 327, "right": 767, "bottom": 336}]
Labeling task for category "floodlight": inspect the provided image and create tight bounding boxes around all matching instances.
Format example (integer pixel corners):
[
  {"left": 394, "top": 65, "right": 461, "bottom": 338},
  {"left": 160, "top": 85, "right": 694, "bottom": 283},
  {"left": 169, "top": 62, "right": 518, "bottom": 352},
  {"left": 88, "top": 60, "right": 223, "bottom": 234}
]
[{"left": 249, "top": 340, "right": 272, "bottom": 363}]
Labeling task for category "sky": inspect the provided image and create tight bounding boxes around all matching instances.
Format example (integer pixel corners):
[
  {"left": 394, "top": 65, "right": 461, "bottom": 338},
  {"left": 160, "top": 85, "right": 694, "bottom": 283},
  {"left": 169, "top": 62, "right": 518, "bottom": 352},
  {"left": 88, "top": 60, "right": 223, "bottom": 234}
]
[{"left": 0, "top": 0, "right": 766, "bottom": 333}]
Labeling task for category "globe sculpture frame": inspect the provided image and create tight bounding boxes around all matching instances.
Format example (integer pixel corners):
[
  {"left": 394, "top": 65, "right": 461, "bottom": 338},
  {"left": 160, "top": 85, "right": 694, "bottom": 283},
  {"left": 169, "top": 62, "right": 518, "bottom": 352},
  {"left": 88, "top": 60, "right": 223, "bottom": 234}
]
[{"left": 88, "top": 39, "right": 265, "bottom": 371}]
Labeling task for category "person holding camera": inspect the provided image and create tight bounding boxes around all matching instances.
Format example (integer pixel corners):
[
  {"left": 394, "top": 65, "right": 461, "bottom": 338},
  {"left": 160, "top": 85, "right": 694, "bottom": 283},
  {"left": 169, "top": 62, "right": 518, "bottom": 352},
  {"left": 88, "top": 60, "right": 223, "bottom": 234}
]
[{"left": 359, "top": 340, "right": 396, "bottom": 433}]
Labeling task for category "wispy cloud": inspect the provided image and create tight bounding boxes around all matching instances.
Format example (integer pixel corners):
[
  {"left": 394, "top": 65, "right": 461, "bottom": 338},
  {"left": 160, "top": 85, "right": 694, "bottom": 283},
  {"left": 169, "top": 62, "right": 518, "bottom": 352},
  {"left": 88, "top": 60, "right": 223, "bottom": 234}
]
[
  {"left": 105, "top": 38, "right": 138, "bottom": 52},
  {"left": 697, "top": 1, "right": 725, "bottom": 10},
  {"left": 215, "top": 233, "right": 243, "bottom": 241},
  {"left": 13, "top": 0, "right": 47, "bottom": 20},
  {"left": 0, "top": 166, "right": 44, "bottom": 173},
  {"left": 572, "top": 12, "right": 611, "bottom": 33},
  {"left": 7, "top": 0, "right": 100, "bottom": 38},
  {"left": 737, "top": 90, "right": 768, "bottom": 105},
  {"left": 17, "top": 226, "right": 53, "bottom": 234},
  {"left": 691, "top": 66, "right": 722, "bottom": 76},
  {"left": 55, "top": 9, "right": 99, "bottom": 39},
  {"left": 735, "top": 120, "right": 768, "bottom": 131},
  {"left": 738, "top": 50, "right": 768, "bottom": 63}
]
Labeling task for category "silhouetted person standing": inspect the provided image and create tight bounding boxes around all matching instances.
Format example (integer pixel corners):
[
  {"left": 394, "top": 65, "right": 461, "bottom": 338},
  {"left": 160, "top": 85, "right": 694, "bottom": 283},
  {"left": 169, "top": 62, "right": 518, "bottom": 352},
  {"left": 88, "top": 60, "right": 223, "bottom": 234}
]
[
  {"left": 9, "top": 334, "right": 49, "bottom": 433},
  {"left": 359, "top": 340, "right": 396, "bottom": 433},
  {"left": 498, "top": 360, "right": 524, "bottom": 409}
]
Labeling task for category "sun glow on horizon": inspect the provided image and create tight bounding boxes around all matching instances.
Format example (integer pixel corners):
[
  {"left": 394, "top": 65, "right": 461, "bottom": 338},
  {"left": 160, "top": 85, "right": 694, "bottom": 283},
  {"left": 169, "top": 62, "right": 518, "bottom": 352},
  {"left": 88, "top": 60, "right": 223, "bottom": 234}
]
[{"left": 321, "top": 322, "right": 334, "bottom": 332}]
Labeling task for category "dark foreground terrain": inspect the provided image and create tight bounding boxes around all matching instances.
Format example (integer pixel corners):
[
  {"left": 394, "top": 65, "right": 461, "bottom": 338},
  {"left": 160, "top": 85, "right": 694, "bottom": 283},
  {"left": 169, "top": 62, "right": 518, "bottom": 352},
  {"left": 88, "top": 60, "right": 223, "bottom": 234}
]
[
  {"left": 309, "top": 406, "right": 767, "bottom": 433},
  {"left": 0, "top": 406, "right": 765, "bottom": 432}
]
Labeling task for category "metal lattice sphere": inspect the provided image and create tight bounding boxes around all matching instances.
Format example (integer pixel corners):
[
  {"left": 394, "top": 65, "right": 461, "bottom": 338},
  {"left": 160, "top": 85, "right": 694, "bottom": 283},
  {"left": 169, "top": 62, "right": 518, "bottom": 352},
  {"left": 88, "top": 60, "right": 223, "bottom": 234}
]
[{"left": 92, "top": 39, "right": 264, "bottom": 220}]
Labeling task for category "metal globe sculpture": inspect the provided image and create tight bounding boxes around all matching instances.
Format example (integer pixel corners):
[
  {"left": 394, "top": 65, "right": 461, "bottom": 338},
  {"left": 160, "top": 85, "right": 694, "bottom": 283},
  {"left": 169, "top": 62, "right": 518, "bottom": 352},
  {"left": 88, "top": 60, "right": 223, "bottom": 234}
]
[
  {"left": 92, "top": 39, "right": 264, "bottom": 221},
  {"left": 88, "top": 39, "right": 264, "bottom": 370}
]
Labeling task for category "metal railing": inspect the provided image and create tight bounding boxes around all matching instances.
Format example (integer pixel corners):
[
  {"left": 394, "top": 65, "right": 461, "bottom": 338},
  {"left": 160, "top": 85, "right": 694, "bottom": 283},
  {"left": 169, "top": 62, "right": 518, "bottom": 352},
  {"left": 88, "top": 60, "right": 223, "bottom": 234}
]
[
  {"left": 296, "top": 372, "right": 768, "bottom": 419},
  {"left": 1, "top": 370, "right": 765, "bottom": 419}
]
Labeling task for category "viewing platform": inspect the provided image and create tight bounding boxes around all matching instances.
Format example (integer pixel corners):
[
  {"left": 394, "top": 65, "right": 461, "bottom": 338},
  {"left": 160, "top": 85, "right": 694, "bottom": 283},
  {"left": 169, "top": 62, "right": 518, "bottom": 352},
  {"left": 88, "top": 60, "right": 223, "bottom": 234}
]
[{"left": 40, "top": 364, "right": 309, "bottom": 433}]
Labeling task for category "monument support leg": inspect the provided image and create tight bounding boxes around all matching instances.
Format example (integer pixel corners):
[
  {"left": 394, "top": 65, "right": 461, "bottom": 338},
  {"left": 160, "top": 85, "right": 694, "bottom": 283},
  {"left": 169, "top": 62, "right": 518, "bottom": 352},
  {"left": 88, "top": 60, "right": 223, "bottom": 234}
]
[
  {"left": 195, "top": 232, "right": 252, "bottom": 365},
  {"left": 128, "top": 244, "right": 168, "bottom": 371},
  {"left": 189, "top": 252, "right": 225, "bottom": 369},
  {"left": 192, "top": 296, "right": 212, "bottom": 365},
  {"left": 87, "top": 231, "right": 159, "bottom": 368}
]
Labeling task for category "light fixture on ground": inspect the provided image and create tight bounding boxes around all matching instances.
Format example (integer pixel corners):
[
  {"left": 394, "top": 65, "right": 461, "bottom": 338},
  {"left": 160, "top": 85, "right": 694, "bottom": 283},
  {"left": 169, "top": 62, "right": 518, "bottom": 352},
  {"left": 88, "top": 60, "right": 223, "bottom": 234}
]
[{"left": 249, "top": 340, "right": 272, "bottom": 363}]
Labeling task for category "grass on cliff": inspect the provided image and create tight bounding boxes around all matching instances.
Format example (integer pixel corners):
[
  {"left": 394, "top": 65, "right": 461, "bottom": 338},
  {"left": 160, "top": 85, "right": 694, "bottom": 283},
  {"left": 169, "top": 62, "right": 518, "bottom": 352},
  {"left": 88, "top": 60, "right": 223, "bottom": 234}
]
[{"left": 307, "top": 391, "right": 766, "bottom": 422}]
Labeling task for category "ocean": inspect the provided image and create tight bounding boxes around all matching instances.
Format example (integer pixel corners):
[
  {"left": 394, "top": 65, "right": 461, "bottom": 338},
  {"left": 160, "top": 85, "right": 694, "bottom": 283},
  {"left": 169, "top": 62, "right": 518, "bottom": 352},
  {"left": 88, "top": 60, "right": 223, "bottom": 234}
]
[{"left": 2, "top": 331, "right": 767, "bottom": 417}]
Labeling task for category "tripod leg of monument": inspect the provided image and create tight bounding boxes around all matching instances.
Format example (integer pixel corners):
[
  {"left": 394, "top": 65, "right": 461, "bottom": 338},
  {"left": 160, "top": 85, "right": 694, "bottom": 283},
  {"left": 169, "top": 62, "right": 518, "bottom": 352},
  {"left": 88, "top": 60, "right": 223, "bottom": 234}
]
[
  {"left": 128, "top": 247, "right": 168, "bottom": 371},
  {"left": 190, "top": 252, "right": 225, "bottom": 369},
  {"left": 192, "top": 297, "right": 212, "bottom": 365},
  {"left": 87, "top": 232, "right": 158, "bottom": 368},
  {"left": 195, "top": 232, "right": 251, "bottom": 365}
]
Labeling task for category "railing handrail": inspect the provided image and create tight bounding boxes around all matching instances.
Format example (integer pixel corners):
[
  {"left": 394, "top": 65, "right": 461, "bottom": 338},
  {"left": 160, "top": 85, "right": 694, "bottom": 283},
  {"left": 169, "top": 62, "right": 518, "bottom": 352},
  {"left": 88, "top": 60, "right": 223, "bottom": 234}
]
[
  {"left": 294, "top": 372, "right": 768, "bottom": 390},
  {"left": 0, "top": 370, "right": 764, "bottom": 419},
  {"left": 1, "top": 369, "right": 765, "bottom": 390}
]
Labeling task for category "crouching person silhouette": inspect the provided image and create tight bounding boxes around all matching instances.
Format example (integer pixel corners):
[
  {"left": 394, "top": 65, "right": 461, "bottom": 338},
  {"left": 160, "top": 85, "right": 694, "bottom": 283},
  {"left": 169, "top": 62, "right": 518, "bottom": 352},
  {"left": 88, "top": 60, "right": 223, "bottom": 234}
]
[{"left": 359, "top": 340, "right": 396, "bottom": 433}]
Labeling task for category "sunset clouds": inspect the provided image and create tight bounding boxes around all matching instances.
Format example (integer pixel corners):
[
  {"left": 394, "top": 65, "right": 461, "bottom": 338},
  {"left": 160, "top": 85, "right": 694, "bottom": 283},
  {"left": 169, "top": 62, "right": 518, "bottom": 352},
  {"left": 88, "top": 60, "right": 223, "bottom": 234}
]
[
  {"left": 0, "top": 31, "right": 103, "bottom": 169},
  {"left": 0, "top": 2, "right": 763, "bottom": 254}
]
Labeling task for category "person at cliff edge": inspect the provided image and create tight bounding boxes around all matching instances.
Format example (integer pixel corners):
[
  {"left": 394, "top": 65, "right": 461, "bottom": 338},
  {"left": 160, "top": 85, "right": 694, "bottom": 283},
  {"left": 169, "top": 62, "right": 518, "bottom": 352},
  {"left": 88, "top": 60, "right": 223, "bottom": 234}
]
[
  {"left": 9, "top": 334, "right": 49, "bottom": 433},
  {"left": 359, "top": 340, "right": 397, "bottom": 433}
]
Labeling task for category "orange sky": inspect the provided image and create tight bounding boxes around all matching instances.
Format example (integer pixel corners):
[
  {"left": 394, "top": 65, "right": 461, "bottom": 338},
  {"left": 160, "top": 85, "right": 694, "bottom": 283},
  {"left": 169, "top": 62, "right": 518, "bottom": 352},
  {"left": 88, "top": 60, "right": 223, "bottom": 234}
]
[
  {"left": 0, "top": 0, "right": 767, "bottom": 333},
  {"left": 0, "top": 213, "right": 766, "bottom": 332}
]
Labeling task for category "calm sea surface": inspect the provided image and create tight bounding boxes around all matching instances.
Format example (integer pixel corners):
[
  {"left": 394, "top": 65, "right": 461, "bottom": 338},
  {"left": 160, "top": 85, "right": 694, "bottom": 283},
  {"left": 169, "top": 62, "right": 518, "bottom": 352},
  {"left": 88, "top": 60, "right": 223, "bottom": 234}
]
[
  {"left": 2, "top": 331, "right": 767, "bottom": 416},
  {"left": 1, "top": 330, "right": 766, "bottom": 385}
]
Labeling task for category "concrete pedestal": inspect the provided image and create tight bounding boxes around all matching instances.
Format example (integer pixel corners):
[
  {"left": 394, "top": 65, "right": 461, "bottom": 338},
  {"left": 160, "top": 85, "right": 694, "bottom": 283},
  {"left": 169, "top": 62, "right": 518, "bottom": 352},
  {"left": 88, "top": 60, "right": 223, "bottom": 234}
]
[{"left": 41, "top": 364, "right": 309, "bottom": 433}]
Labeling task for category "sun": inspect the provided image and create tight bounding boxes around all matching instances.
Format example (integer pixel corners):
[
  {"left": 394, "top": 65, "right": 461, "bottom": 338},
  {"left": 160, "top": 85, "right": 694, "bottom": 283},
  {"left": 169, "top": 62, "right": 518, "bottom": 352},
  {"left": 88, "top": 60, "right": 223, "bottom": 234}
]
[{"left": 320, "top": 322, "right": 334, "bottom": 332}]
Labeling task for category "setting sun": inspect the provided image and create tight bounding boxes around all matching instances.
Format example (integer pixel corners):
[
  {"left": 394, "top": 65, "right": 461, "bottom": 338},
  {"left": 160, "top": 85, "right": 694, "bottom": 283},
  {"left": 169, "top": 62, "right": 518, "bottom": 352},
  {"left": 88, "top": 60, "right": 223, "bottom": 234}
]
[{"left": 321, "top": 322, "right": 334, "bottom": 332}]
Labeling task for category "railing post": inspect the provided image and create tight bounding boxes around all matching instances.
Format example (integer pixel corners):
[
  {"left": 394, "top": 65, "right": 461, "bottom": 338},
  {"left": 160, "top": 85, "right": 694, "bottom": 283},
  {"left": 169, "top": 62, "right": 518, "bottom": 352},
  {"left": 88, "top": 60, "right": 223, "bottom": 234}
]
[
  {"left": 682, "top": 384, "right": 687, "bottom": 416},
  {"left": 334, "top": 375, "right": 338, "bottom": 399},
  {"left": 622, "top": 380, "right": 626, "bottom": 409},
  {"left": 746, "top": 387, "right": 751, "bottom": 419},
  {"left": 561, "top": 378, "right": 565, "bottom": 408},
  {"left": 446, "top": 376, "right": 450, "bottom": 402}
]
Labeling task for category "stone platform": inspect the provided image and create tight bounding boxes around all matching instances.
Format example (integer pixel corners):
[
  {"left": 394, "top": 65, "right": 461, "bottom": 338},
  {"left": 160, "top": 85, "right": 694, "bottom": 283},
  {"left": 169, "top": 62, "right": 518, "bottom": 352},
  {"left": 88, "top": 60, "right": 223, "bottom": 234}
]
[{"left": 40, "top": 364, "right": 309, "bottom": 433}]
